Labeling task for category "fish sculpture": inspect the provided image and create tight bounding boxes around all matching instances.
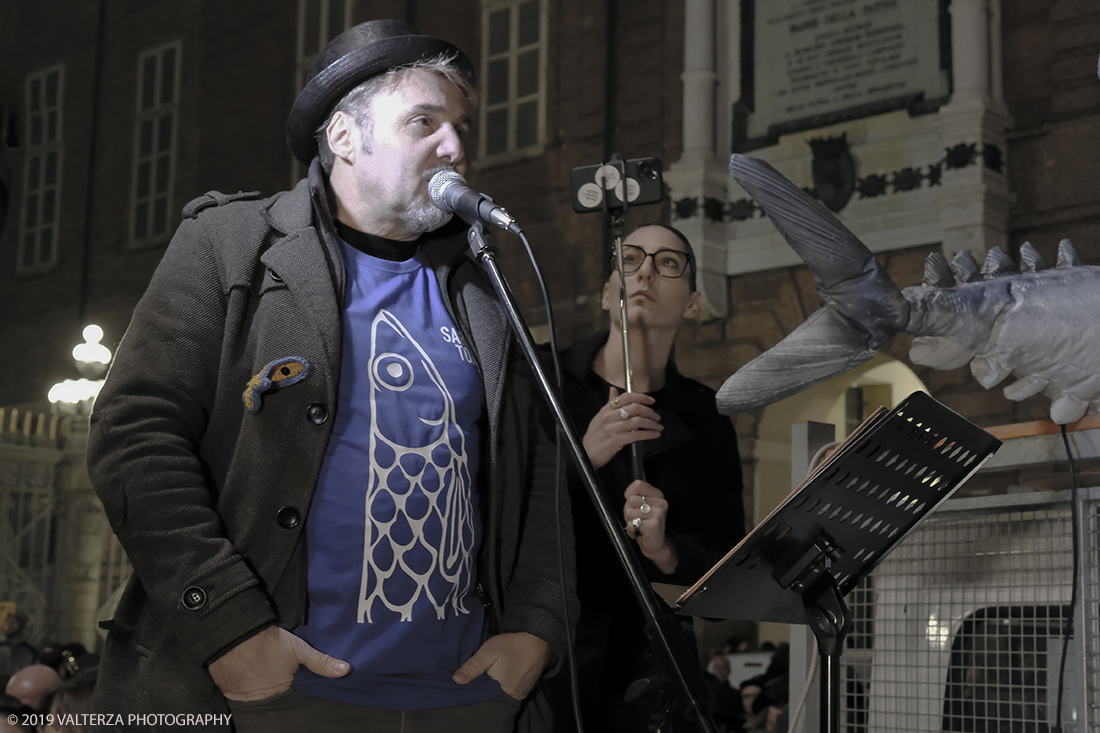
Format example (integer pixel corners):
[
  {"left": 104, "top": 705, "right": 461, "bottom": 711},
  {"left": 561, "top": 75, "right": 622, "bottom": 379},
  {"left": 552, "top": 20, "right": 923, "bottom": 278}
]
[{"left": 716, "top": 154, "right": 1100, "bottom": 425}]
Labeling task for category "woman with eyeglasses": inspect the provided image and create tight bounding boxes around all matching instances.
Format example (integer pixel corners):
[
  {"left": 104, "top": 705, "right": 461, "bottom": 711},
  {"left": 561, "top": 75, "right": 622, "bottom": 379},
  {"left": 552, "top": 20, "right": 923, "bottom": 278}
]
[{"left": 550, "top": 224, "right": 747, "bottom": 732}]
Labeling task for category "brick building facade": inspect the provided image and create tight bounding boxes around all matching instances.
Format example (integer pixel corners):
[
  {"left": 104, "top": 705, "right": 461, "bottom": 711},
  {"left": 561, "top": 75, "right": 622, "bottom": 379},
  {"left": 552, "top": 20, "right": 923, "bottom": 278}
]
[{"left": 0, "top": 0, "right": 1098, "bottom": 525}]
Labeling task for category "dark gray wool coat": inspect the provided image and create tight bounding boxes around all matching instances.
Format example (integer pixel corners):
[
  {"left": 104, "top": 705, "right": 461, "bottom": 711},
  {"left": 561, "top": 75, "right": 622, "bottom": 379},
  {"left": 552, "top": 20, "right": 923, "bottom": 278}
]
[{"left": 87, "top": 162, "right": 577, "bottom": 732}]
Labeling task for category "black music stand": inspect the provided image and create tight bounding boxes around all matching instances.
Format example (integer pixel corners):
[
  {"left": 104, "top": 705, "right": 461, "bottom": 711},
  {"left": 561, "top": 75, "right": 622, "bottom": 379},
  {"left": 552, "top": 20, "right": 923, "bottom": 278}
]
[{"left": 675, "top": 391, "right": 1002, "bottom": 733}]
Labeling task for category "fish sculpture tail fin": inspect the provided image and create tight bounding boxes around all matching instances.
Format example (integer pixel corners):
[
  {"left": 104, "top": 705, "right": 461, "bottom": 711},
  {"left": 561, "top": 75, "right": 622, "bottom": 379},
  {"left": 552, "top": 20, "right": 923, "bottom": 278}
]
[{"left": 716, "top": 155, "right": 908, "bottom": 415}]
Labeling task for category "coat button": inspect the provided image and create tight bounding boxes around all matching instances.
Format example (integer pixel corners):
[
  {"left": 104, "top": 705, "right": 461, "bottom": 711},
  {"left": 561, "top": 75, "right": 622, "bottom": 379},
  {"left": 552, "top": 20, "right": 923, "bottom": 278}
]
[
  {"left": 277, "top": 507, "right": 301, "bottom": 529},
  {"left": 476, "top": 582, "right": 491, "bottom": 607},
  {"left": 182, "top": 586, "right": 206, "bottom": 611},
  {"left": 307, "top": 403, "right": 328, "bottom": 424}
]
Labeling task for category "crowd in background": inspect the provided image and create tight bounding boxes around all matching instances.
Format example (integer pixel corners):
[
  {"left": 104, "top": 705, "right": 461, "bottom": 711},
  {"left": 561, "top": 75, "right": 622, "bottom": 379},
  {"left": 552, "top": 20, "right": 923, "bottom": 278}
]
[
  {"left": 0, "top": 614, "right": 99, "bottom": 733},
  {"left": 704, "top": 639, "right": 791, "bottom": 733}
]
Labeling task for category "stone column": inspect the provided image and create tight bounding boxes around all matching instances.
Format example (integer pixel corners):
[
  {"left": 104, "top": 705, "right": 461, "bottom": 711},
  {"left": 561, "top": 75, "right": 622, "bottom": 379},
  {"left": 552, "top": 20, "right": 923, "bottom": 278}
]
[
  {"left": 666, "top": 0, "right": 730, "bottom": 317},
  {"left": 935, "top": 0, "right": 1013, "bottom": 260},
  {"left": 682, "top": 0, "right": 717, "bottom": 158},
  {"left": 951, "top": 0, "right": 992, "bottom": 101}
]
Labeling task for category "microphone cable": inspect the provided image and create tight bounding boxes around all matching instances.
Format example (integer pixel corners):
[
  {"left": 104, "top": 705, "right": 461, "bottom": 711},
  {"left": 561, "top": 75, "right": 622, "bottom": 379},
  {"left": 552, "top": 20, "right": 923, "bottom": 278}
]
[
  {"left": 514, "top": 228, "right": 585, "bottom": 733},
  {"left": 788, "top": 440, "right": 840, "bottom": 733},
  {"left": 1054, "top": 424, "right": 1079, "bottom": 733}
]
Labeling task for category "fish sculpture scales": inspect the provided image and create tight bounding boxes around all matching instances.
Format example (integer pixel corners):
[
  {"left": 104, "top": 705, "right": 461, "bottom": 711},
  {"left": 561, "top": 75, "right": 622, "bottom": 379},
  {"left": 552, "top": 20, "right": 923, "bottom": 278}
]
[{"left": 716, "top": 154, "right": 1100, "bottom": 425}]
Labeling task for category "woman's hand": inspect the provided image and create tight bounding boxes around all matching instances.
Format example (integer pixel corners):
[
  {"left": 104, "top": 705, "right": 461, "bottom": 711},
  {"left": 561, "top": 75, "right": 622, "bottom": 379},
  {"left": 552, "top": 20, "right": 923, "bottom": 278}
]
[
  {"left": 623, "top": 480, "right": 677, "bottom": 574},
  {"left": 582, "top": 387, "right": 663, "bottom": 469}
]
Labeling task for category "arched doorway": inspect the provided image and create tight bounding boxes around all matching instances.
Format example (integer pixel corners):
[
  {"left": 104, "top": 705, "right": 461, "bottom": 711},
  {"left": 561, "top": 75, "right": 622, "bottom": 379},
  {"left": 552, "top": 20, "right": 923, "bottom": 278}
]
[{"left": 749, "top": 353, "right": 927, "bottom": 645}]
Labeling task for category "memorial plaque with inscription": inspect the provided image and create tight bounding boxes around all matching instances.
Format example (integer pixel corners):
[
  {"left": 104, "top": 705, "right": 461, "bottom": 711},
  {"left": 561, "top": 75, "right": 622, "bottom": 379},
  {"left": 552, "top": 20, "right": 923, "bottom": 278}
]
[{"left": 738, "top": 0, "right": 950, "bottom": 147}]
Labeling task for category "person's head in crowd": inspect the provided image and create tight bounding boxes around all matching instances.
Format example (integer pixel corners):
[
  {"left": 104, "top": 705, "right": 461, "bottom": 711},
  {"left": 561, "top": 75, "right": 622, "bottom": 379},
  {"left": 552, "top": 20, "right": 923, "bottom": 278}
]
[
  {"left": 722, "top": 634, "right": 749, "bottom": 654},
  {"left": 42, "top": 667, "right": 97, "bottom": 733},
  {"left": 741, "top": 678, "right": 764, "bottom": 715},
  {"left": 761, "top": 642, "right": 790, "bottom": 708},
  {"left": 0, "top": 614, "right": 26, "bottom": 640},
  {"left": 4, "top": 664, "right": 59, "bottom": 711},
  {"left": 766, "top": 642, "right": 789, "bottom": 675},
  {"left": 766, "top": 704, "right": 786, "bottom": 733},
  {"left": 603, "top": 224, "right": 700, "bottom": 335},
  {"left": 709, "top": 654, "right": 731, "bottom": 683},
  {"left": 741, "top": 671, "right": 789, "bottom": 722},
  {"left": 35, "top": 642, "right": 61, "bottom": 671}
]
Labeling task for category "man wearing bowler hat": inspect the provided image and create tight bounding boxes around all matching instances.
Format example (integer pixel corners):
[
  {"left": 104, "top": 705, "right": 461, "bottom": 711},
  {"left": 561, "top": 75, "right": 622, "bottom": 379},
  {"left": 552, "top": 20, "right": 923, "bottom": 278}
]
[{"left": 88, "top": 19, "right": 575, "bottom": 733}]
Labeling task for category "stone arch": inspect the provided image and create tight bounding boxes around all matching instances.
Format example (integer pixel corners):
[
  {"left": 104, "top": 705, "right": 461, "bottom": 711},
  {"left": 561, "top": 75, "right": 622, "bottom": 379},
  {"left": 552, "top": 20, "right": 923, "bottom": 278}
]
[{"left": 751, "top": 353, "right": 928, "bottom": 528}]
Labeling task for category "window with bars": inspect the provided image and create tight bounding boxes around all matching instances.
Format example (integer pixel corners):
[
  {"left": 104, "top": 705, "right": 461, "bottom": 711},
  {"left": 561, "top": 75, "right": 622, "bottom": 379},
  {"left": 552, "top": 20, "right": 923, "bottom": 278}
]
[
  {"left": 297, "top": 0, "right": 350, "bottom": 92},
  {"left": 19, "top": 65, "right": 64, "bottom": 273},
  {"left": 130, "top": 42, "right": 180, "bottom": 246},
  {"left": 480, "top": 0, "right": 546, "bottom": 160},
  {"left": 293, "top": 0, "right": 350, "bottom": 180}
]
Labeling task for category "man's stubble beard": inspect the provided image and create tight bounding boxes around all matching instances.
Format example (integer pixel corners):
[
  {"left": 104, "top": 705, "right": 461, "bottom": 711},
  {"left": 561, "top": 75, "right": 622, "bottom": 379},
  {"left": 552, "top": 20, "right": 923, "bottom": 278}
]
[
  {"left": 399, "top": 196, "right": 452, "bottom": 235},
  {"left": 398, "top": 164, "right": 457, "bottom": 235}
]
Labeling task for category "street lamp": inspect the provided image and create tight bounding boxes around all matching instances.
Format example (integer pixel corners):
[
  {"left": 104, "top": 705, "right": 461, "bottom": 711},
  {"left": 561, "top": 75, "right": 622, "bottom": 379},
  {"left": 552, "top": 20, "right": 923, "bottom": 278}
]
[{"left": 48, "top": 325, "right": 112, "bottom": 415}]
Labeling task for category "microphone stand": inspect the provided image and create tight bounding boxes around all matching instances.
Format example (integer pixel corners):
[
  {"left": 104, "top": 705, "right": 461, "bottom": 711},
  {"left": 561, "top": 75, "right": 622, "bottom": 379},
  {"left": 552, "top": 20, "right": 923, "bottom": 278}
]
[{"left": 465, "top": 218, "right": 717, "bottom": 733}]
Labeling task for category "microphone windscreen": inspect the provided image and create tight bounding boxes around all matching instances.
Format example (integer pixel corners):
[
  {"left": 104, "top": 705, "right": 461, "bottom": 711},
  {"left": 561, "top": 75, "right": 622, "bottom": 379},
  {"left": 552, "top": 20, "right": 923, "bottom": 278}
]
[{"left": 428, "top": 170, "right": 466, "bottom": 210}]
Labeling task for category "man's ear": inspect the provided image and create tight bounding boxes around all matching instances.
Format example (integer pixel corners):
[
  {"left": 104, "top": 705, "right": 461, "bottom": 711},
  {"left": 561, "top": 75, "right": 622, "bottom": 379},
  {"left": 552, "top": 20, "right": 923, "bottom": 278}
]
[
  {"left": 601, "top": 282, "right": 611, "bottom": 311},
  {"left": 326, "top": 111, "right": 357, "bottom": 164},
  {"left": 683, "top": 291, "right": 702, "bottom": 320}
]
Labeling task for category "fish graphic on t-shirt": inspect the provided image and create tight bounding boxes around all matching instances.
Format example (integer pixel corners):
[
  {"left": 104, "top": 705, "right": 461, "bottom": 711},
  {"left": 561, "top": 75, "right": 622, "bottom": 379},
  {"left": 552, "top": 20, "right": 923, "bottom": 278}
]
[{"left": 359, "top": 309, "right": 474, "bottom": 623}]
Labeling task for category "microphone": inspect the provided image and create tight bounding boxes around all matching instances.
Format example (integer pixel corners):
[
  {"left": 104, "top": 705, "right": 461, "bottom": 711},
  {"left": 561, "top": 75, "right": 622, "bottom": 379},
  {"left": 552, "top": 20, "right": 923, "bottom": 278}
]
[{"left": 428, "top": 170, "right": 522, "bottom": 235}]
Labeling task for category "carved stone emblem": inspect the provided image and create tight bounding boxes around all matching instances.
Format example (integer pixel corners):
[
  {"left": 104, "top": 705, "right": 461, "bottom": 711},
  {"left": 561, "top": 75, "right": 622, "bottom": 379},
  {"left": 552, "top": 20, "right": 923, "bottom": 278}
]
[{"left": 809, "top": 133, "right": 856, "bottom": 212}]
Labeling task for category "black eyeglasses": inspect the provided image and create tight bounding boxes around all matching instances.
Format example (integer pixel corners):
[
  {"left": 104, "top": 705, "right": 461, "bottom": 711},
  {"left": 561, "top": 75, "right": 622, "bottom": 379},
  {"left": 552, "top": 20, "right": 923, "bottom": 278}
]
[{"left": 613, "top": 245, "right": 692, "bottom": 279}]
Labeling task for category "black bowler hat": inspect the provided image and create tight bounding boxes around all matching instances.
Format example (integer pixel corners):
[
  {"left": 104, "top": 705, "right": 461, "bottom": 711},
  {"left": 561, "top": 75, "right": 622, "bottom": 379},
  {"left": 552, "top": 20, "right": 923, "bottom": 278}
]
[{"left": 286, "top": 19, "right": 475, "bottom": 164}]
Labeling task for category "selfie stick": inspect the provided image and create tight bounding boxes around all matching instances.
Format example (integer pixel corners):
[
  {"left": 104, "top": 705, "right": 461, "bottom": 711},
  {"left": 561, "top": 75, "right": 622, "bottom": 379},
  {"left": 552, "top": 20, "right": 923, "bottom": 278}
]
[{"left": 602, "top": 155, "right": 646, "bottom": 482}]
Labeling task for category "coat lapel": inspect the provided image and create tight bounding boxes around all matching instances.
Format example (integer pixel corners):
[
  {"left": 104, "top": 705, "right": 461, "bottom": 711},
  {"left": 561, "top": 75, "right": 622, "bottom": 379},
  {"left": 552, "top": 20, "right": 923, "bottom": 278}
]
[
  {"left": 259, "top": 170, "right": 344, "bottom": 375},
  {"left": 259, "top": 230, "right": 342, "bottom": 375},
  {"left": 423, "top": 223, "right": 512, "bottom": 422}
]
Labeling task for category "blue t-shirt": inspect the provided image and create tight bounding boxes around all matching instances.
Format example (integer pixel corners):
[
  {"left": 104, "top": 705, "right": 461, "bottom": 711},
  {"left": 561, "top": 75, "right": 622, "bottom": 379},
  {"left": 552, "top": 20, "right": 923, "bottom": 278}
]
[{"left": 293, "top": 243, "right": 501, "bottom": 709}]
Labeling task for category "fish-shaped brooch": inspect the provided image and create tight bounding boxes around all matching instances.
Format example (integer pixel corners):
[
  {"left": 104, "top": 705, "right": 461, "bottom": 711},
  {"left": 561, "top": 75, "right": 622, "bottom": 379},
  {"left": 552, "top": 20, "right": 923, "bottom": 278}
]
[{"left": 242, "top": 357, "right": 311, "bottom": 414}]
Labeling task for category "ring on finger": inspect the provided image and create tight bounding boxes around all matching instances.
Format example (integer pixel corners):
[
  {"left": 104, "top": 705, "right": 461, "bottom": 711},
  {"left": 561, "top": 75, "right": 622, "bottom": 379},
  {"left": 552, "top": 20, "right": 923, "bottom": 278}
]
[
  {"left": 619, "top": 408, "right": 629, "bottom": 420},
  {"left": 631, "top": 517, "right": 643, "bottom": 532},
  {"left": 610, "top": 396, "right": 622, "bottom": 409},
  {"left": 640, "top": 499, "right": 651, "bottom": 514}
]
